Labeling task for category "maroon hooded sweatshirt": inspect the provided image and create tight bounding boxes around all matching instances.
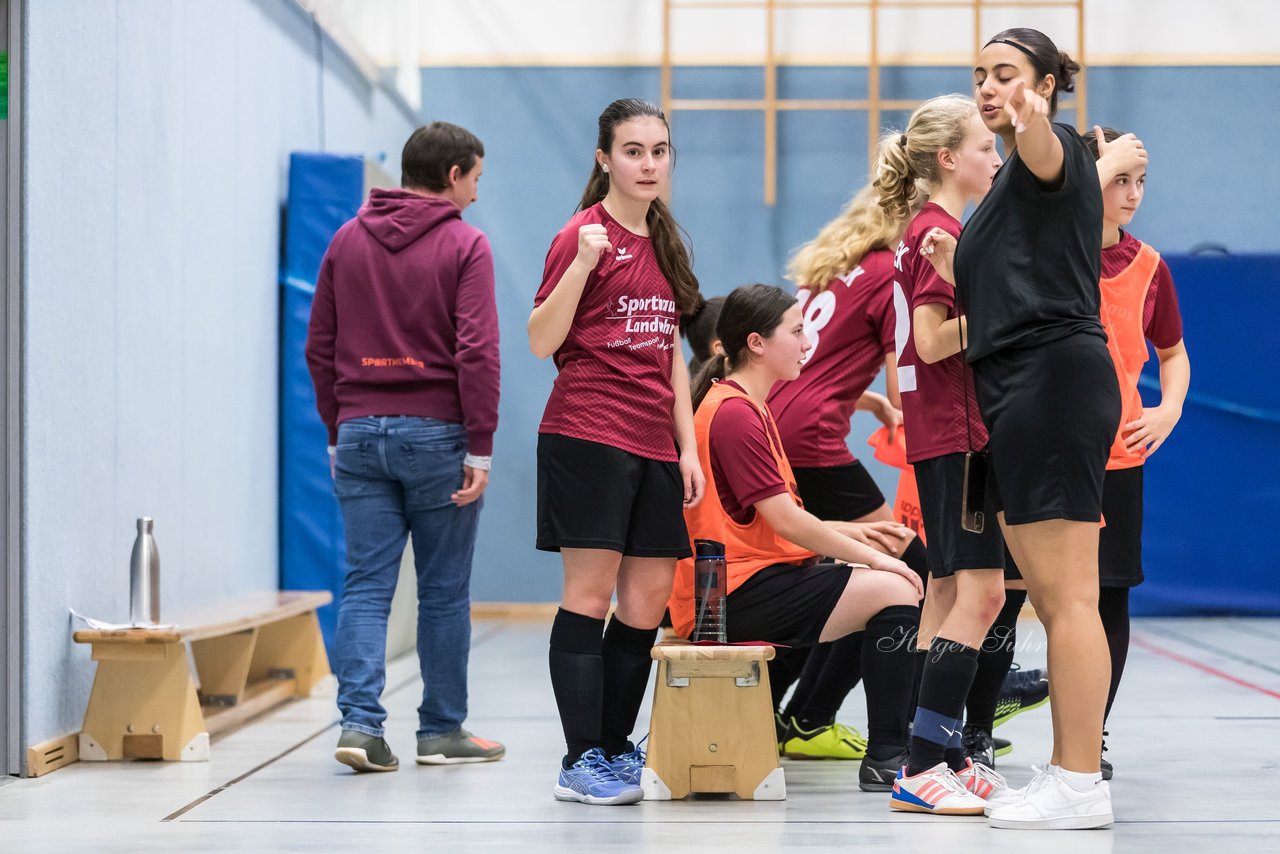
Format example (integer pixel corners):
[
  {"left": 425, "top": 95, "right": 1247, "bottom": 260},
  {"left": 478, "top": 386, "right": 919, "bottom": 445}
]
[{"left": 305, "top": 188, "right": 500, "bottom": 455}]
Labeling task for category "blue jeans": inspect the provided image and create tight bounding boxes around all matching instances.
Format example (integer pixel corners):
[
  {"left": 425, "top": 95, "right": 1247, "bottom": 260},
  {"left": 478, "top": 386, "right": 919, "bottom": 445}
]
[{"left": 332, "top": 416, "right": 479, "bottom": 739}]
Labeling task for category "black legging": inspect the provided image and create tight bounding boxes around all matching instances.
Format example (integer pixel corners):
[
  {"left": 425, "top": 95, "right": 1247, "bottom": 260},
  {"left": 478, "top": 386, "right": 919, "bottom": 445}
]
[{"left": 1099, "top": 585, "right": 1131, "bottom": 722}]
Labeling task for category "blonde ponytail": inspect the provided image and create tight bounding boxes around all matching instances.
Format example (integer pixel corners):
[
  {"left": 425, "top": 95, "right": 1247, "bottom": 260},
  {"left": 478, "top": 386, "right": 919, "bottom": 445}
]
[
  {"left": 873, "top": 132, "right": 920, "bottom": 223},
  {"left": 873, "top": 94, "right": 977, "bottom": 224},
  {"left": 787, "top": 185, "right": 906, "bottom": 291}
]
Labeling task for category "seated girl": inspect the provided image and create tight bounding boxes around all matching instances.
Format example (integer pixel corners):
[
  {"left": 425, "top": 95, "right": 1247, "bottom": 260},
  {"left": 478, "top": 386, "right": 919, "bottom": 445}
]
[{"left": 668, "top": 283, "right": 924, "bottom": 791}]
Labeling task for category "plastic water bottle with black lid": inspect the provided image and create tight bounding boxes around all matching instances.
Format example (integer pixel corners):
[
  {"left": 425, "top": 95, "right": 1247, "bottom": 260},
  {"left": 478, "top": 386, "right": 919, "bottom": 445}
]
[{"left": 692, "top": 538, "right": 727, "bottom": 643}]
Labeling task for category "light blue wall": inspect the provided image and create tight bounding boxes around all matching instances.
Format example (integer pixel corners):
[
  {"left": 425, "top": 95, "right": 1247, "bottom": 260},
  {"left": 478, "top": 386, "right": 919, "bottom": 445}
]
[
  {"left": 21, "top": 0, "right": 415, "bottom": 749},
  {"left": 419, "top": 64, "right": 1280, "bottom": 603}
]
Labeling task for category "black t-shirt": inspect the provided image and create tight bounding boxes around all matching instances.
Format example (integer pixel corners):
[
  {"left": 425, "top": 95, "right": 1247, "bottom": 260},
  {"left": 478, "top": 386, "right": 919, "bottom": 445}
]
[{"left": 954, "top": 122, "right": 1105, "bottom": 362}]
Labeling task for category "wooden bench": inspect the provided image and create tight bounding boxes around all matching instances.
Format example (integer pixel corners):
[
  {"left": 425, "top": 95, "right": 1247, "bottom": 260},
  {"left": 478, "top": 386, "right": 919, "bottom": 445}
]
[
  {"left": 72, "top": 590, "right": 332, "bottom": 762},
  {"left": 642, "top": 643, "right": 785, "bottom": 800}
]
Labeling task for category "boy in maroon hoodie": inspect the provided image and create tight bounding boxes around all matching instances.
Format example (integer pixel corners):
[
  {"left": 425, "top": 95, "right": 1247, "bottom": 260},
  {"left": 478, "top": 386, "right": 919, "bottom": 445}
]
[{"left": 306, "top": 122, "right": 503, "bottom": 772}]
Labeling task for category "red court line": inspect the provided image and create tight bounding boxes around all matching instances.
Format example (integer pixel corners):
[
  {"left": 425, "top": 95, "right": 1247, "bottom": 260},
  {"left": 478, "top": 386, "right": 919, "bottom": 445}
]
[{"left": 1131, "top": 634, "right": 1280, "bottom": 701}]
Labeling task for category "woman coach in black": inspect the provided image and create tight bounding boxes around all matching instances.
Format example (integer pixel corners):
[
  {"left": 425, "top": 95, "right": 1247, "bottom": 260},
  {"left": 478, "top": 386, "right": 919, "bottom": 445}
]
[{"left": 920, "top": 28, "right": 1148, "bottom": 830}]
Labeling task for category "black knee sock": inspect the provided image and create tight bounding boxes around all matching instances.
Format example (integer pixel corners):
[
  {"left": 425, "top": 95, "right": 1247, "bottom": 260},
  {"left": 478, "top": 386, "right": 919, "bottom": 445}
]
[
  {"left": 793, "top": 634, "right": 864, "bottom": 729},
  {"left": 908, "top": 637, "right": 981, "bottom": 775},
  {"left": 1099, "top": 586, "right": 1131, "bottom": 723},
  {"left": 966, "top": 587, "right": 1025, "bottom": 732},
  {"left": 861, "top": 604, "right": 918, "bottom": 760},
  {"left": 549, "top": 608, "right": 605, "bottom": 765},
  {"left": 900, "top": 550, "right": 930, "bottom": 719},
  {"left": 600, "top": 615, "right": 658, "bottom": 757},
  {"left": 908, "top": 645, "right": 926, "bottom": 724},
  {"left": 782, "top": 644, "right": 828, "bottom": 723}
]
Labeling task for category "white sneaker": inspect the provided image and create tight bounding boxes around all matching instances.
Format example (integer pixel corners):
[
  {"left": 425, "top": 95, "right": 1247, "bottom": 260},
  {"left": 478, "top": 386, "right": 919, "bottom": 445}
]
[
  {"left": 955, "top": 757, "right": 1008, "bottom": 800},
  {"left": 987, "top": 772, "right": 1113, "bottom": 830},
  {"left": 983, "top": 764, "right": 1055, "bottom": 816},
  {"left": 889, "top": 762, "right": 987, "bottom": 815}
]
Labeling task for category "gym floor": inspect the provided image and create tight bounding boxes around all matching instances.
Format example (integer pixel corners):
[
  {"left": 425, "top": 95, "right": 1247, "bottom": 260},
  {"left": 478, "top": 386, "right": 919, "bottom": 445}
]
[{"left": 3, "top": 615, "right": 1278, "bottom": 851}]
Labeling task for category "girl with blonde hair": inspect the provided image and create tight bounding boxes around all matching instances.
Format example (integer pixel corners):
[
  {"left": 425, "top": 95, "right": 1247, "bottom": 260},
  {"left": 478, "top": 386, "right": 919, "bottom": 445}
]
[
  {"left": 871, "top": 94, "right": 1011, "bottom": 816},
  {"left": 766, "top": 185, "right": 933, "bottom": 766}
]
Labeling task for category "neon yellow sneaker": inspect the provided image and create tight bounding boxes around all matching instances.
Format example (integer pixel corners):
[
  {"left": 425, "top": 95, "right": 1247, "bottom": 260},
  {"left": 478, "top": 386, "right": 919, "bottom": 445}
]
[{"left": 781, "top": 718, "right": 868, "bottom": 760}]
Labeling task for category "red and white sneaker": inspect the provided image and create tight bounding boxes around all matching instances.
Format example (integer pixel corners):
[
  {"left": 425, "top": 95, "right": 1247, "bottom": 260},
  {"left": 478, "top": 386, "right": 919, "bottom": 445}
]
[
  {"left": 889, "top": 763, "right": 986, "bottom": 815},
  {"left": 956, "top": 756, "right": 1008, "bottom": 800}
]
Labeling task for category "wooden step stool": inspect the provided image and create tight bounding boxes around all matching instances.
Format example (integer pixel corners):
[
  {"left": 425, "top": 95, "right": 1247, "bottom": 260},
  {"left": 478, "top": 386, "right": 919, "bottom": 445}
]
[
  {"left": 72, "top": 590, "right": 332, "bottom": 762},
  {"left": 641, "top": 643, "right": 785, "bottom": 800}
]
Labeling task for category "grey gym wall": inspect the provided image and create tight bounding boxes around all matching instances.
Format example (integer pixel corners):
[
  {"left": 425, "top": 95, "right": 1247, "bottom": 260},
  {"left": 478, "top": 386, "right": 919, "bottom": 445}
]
[
  {"left": 1, "top": 0, "right": 19, "bottom": 779},
  {"left": 20, "top": 0, "right": 415, "bottom": 752}
]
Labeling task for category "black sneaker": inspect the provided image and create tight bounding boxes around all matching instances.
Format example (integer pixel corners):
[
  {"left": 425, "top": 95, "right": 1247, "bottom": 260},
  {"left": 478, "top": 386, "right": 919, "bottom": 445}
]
[
  {"left": 993, "top": 736, "right": 1012, "bottom": 757},
  {"left": 774, "top": 712, "right": 789, "bottom": 752},
  {"left": 1100, "top": 729, "right": 1114, "bottom": 780},
  {"left": 962, "top": 724, "right": 996, "bottom": 768},
  {"left": 335, "top": 730, "right": 399, "bottom": 772},
  {"left": 858, "top": 748, "right": 908, "bottom": 792},
  {"left": 993, "top": 664, "right": 1050, "bottom": 727}
]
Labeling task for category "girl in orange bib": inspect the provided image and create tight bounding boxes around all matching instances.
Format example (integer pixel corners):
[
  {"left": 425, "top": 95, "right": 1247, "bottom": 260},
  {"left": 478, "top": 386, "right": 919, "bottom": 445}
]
[
  {"left": 674, "top": 283, "right": 925, "bottom": 792},
  {"left": 1083, "top": 127, "right": 1190, "bottom": 781}
]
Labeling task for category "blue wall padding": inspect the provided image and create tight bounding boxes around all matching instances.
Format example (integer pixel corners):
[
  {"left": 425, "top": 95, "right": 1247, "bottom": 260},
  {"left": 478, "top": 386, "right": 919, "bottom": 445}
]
[
  {"left": 1132, "top": 254, "right": 1280, "bottom": 615},
  {"left": 279, "top": 152, "right": 364, "bottom": 648}
]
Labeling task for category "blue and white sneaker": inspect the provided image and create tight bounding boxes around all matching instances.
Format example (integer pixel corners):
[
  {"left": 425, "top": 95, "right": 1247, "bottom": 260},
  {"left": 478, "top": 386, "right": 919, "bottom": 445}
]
[
  {"left": 609, "top": 736, "right": 647, "bottom": 786},
  {"left": 554, "top": 748, "right": 643, "bottom": 805}
]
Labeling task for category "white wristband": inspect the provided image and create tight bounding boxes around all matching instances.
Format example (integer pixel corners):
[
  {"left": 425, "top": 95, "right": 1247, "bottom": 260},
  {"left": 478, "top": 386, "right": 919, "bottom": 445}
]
[{"left": 463, "top": 454, "right": 492, "bottom": 471}]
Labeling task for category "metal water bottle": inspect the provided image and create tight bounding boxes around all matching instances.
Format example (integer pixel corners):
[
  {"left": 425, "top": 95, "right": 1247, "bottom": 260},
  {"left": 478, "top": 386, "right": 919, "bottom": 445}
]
[
  {"left": 130, "top": 517, "right": 160, "bottom": 625},
  {"left": 692, "top": 538, "right": 727, "bottom": 643}
]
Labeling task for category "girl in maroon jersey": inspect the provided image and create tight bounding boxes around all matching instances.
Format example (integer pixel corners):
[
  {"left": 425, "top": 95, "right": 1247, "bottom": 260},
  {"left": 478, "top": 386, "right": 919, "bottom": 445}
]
[
  {"left": 873, "top": 94, "right": 1011, "bottom": 815},
  {"left": 528, "top": 98, "right": 704, "bottom": 805},
  {"left": 766, "top": 185, "right": 932, "bottom": 761}
]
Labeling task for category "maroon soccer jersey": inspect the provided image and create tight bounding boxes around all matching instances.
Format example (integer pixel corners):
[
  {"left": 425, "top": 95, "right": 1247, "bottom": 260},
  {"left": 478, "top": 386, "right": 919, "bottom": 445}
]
[
  {"left": 770, "top": 248, "right": 897, "bottom": 468},
  {"left": 535, "top": 203, "right": 679, "bottom": 461},
  {"left": 894, "top": 203, "right": 988, "bottom": 463},
  {"left": 1101, "top": 231, "right": 1184, "bottom": 349},
  {"left": 709, "top": 382, "right": 790, "bottom": 524}
]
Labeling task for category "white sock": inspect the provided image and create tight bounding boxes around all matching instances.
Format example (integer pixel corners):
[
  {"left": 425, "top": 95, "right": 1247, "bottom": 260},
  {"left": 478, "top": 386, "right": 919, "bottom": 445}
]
[{"left": 1058, "top": 768, "right": 1103, "bottom": 793}]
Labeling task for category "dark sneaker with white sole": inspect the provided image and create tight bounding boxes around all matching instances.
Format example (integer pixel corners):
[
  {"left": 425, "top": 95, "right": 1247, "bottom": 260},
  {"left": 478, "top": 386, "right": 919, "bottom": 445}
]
[
  {"left": 416, "top": 728, "right": 505, "bottom": 764},
  {"left": 993, "top": 664, "right": 1050, "bottom": 727},
  {"left": 963, "top": 724, "right": 996, "bottom": 769},
  {"left": 1100, "top": 729, "right": 1113, "bottom": 780},
  {"left": 858, "top": 748, "right": 908, "bottom": 792},
  {"left": 335, "top": 730, "right": 399, "bottom": 772}
]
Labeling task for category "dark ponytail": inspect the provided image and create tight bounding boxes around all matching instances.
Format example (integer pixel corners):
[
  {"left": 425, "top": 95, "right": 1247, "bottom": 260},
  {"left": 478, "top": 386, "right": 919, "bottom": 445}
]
[
  {"left": 690, "top": 284, "right": 797, "bottom": 410},
  {"left": 578, "top": 98, "right": 701, "bottom": 314},
  {"left": 986, "top": 28, "right": 1080, "bottom": 115},
  {"left": 690, "top": 353, "right": 730, "bottom": 411}
]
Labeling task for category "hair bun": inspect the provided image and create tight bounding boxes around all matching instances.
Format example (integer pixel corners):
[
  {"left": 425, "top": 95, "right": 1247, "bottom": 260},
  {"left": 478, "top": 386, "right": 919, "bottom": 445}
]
[{"left": 1057, "top": 50, "right": 1080, "bottom": 92}]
